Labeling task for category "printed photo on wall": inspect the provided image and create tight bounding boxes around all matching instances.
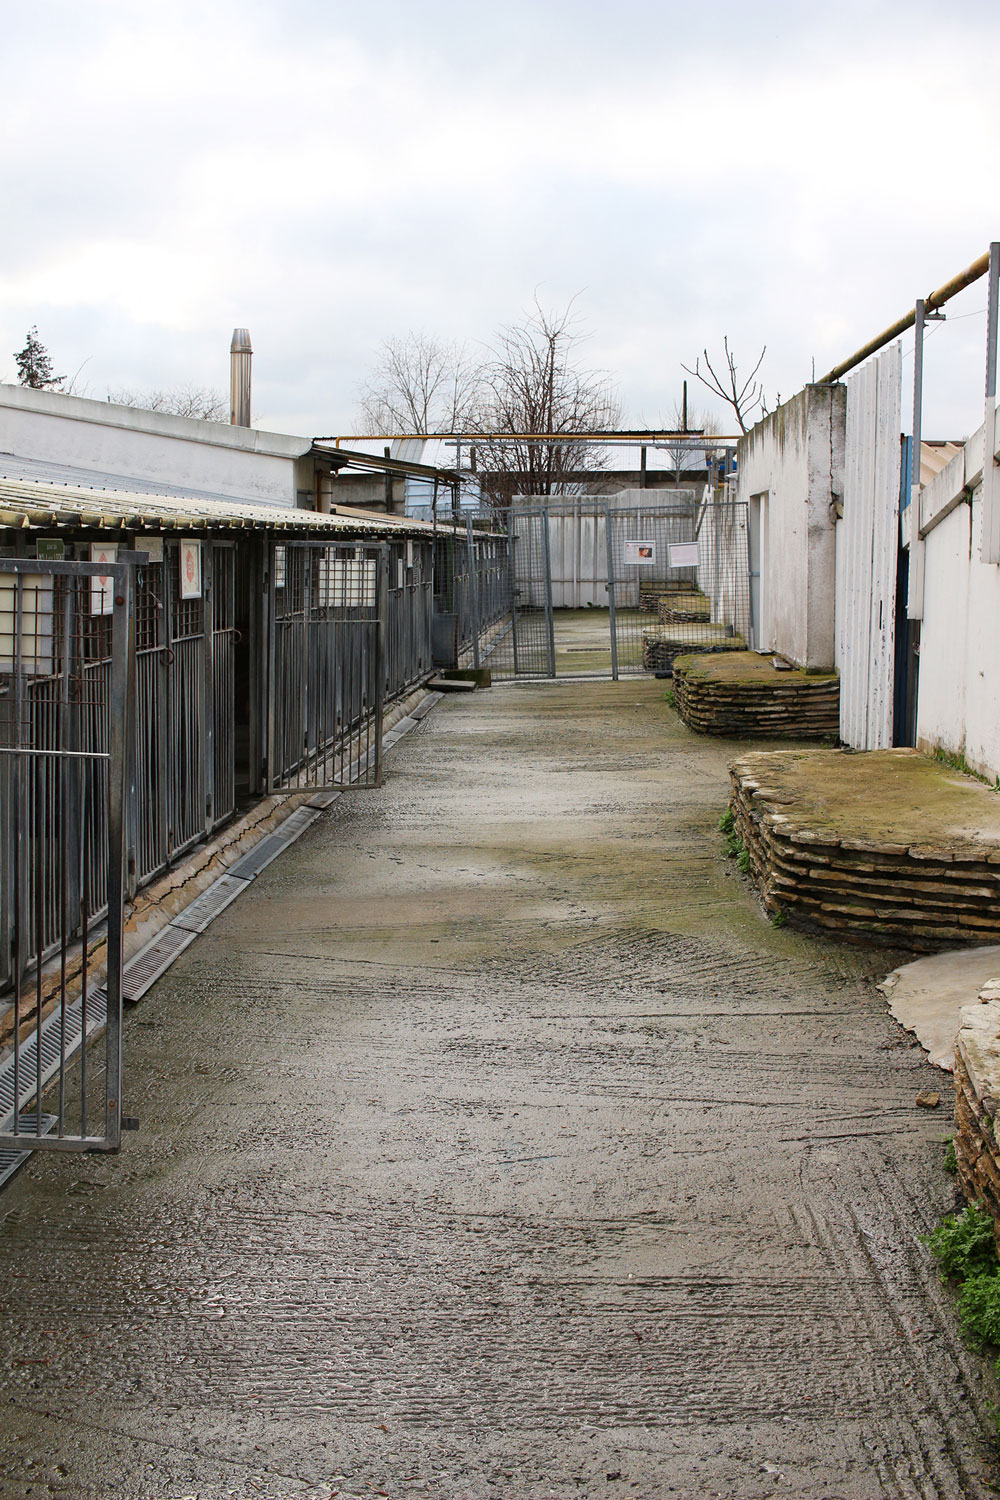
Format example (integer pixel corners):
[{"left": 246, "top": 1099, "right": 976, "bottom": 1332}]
[
  {"left": 180, "top": 539, "right": 203, "bottom": 599},
  {"left": 624, "top": 540, "right": 656, "bottom": 565}
]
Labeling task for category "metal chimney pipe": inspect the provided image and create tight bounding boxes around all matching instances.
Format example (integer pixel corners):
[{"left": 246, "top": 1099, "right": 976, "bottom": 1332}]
[{"left": 230, "top": 328, "right": 252, "bottom": 426}]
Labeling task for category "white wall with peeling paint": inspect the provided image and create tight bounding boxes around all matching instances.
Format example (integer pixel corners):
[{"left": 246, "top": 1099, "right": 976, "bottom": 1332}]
[{"left": 736, "top": 385, "right": 844, "bottom": 670}]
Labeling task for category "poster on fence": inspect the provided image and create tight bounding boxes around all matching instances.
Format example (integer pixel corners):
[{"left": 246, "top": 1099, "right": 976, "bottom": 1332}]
[
  {"left": 180, "top": 539, "right": 203, "bottom": 599},
  {"left": 90, "top": 542, "right": 117, "bottom": 615},
  {"left": 624, "top": 540, "right": 656, "bottom": 565},
  {"left": 668, "top": 542, "right": 700, "bottom": 568}
]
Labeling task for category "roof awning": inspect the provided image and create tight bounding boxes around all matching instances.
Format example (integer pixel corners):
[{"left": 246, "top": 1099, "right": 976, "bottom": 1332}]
[{"left": 0, "top": 475, "right": 451, "bottom": 538}]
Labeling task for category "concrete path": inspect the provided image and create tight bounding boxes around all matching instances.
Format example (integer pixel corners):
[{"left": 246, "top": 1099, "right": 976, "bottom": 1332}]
[{"left": 0, "top": 680, "right": 996, "bottom": 1499}]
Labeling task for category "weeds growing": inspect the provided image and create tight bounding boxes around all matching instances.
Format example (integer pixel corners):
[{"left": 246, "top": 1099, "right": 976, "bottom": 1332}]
[
  {"left": 718, "top": 806, "right": 747, "bottom": 864},
  {"left": 923, "top": 1203, "right": 998, "bottom": 1283}
]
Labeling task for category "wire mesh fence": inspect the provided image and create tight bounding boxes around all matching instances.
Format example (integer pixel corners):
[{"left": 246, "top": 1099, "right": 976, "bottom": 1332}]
[
  {"left": 607, "top": 499, "right": 750, "bottom": 675},
  {"left": 481, "top": 508, "right": 555, "bottom": 679},
  {"left": 466, "top": 496, "right": 750, "bottom": 680}
]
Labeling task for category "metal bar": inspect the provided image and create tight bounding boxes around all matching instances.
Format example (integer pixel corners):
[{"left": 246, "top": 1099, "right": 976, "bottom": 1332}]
[
  {"left": 10, "top": 578, "right": 25, "bottom": 1138},
  {"left": 541, "top": 511, "right": 556, "bottom": 677},
  {"left": 265, "top": 546, "right": 276, "bottom": 794},
  {"left": 466, "top": 518, "right": 481, "bottom": 670},
  {"left": 57, "top": 579, "right": 73, "bottom": 1135},
  {"left": 34, "top": 728, "right": 43, "bottom": 1130},
  {"left": 606, "top": 503, "right": 619, "bottom": 681},
  {"left": 0, "top": 747, "right": 110, "bottom": 760},
  {"left": 374, "top": 548, "right": 387, "bottom": 787},
  {"left": 988, "top": 243, "right": 1000, "bottom": 402},
  {"left": 982, "top": 244, "right": 1000, "bottom": 564},
  {"left": 203, "top": 541, "right": 215, "bottom": 835},
  {"left": 508, "top": 512, "right": 519, "bottom": 676},
  {"left": 912, "top": 300, "right": 926, "bottom": 492},
  {"left": 102, "top": 563, "right": 132, "bottom": 1149},
  {"left": 818, "top": 250, "right": 990, "bottom": 385},
  {"left": 79, "top": 756, "right": 89, "bottom": 1137}
]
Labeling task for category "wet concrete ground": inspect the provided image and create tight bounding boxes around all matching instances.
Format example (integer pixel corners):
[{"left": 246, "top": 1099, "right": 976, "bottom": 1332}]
[{"left": 0, "top": 679, "right": 997, "bottom": 1499}]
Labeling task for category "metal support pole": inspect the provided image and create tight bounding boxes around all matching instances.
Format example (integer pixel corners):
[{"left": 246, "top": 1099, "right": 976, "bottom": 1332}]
[
  {"left": 907, "top": 301, "right": 927, "bottom": 619},
  {"left": 373, "top": 546, "right": 387, "bottom": 787},
  {"left": 541, "top": 511, "right": 556, "bottom": 677},
  {"left": 264, "top": 543, "right": 275, "bottom": 793},
  {"left": 605, "top": 502, "right": 619, "bottom": 680},
  {"left": 983, "top": 243, "right": 1000, "bottom": 563},
  {"left": 507, "top": 511, "right": 519, "bottom": 676},
  {"left": 104, "top": 562, "right": 134, "bottom": 1149},
  {"left": 466, "top": 518, "right": 481, "bottom": 671}
]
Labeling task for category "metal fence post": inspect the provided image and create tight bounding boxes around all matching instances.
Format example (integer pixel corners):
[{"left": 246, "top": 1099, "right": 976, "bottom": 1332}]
[
  {"left": 466, "top": 517, "right": 481, "bottom": 670},
  {"left": 605, "top": 502, "right": 619, "bottom": 680},
  {"left": 104, "top": 561, "right": 133, "bottom": 1149},
  {"left": 541, "top": 509, "right": 556, "bottom": 677},
  {"left": 264, "top": 542, "right": 276, "bottom": 794},
  {"left": 373, "top": 545, "right": 388, "bottom": 787}
]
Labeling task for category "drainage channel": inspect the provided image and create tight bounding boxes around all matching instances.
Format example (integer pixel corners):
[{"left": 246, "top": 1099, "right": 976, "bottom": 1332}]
[{"left": 0, "top": 692, "right": 442, "bottom": 1184}]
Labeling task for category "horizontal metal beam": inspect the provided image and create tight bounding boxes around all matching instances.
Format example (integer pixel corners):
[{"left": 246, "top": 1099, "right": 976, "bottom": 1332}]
[
  {"left": 818, "top": 250, "right": 991, "bottom": 384},
  {"left": 311, "top": 442, "right": 460, "bottom": 483},
  {"left": 318, "top": 430, "right": 741, "bottom": 448}
]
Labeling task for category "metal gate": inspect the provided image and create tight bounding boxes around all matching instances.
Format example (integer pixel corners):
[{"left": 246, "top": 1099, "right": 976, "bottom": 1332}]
[
  {"left": 606, "top": 499, "right": 751, "bottom": 675},
  {"left": 484, "top": 498, "right": 749, "bottom": 681},
  {"left": 484, "top": 508, "right": 555, "bottom": 679},
  {"left": 131, "top": 538, "right": 237, "bottom": 887},
  {"left": 268, "top": 540, "right": 387, "bottom": 791},
  {"left": 0, "top": 557, "right": 132, "bottom": 1152}
]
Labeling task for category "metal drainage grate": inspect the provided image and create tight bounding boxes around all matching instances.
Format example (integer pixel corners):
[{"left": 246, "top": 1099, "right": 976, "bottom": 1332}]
[
  {"left": 0, "top": 1115, "right": 56, "bottom": 1190},
  {"left": 275, "top": 806, "right": 321, "bottom": 841},
  {"left": 0, "top": 990, "right": 102, "bottom": 1127},
  {"left": 171, "top": 874, "right": 251, "bottom": 934},
  {"left": 227, "top": 833, "right": 287, "bottom": 880},
  {"left": 121, "top": 925, "right": 198, "bottom": 1003}
]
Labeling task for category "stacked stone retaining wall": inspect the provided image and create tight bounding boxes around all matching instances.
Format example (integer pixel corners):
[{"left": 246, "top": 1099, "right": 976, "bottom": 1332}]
[
  {"left": 955, "top": 989, "right": 1000, "bottom": 1245},
  {"left": 729, "top": 751, "right": 1000, "bottom": 950},
  {"left": 674, "top": 654, "right": 839, "bottom": 738}
]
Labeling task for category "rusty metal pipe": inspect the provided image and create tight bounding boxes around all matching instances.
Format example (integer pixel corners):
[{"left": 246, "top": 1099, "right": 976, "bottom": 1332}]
[{"left": 818, "top": 251, "right": 990, "bottom": 384}]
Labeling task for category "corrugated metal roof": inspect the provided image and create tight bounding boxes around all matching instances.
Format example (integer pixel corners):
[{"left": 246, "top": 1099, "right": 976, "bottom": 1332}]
[
  {"left": 920, "top": 440, "right": 964, "bottom": 487},
  {"left": 0, "top": 452, "right": 271, "bottom": 506},
  {"left": 0, "top": 473, "right": 443, "bottom": 537}
]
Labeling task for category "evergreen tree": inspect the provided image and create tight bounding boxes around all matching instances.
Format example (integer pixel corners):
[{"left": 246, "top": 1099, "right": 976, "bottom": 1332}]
[{"left": 14, "top": 327, "right": 63, "bottom": 389}]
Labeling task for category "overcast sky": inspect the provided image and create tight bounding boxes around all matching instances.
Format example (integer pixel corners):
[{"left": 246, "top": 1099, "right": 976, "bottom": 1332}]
[{"left": 2, "top": 0, "right": 999, "bottom": 441}]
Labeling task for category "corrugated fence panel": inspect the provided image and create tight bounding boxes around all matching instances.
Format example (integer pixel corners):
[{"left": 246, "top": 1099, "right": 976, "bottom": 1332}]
[{"left": 839, "top": 344, "right": 901, "bottom": 749}]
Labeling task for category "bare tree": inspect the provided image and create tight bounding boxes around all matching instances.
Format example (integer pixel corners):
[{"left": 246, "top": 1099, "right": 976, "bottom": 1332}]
[
  {"left": 106, "top": 384, "right": 228, "bottom": 421},
  {"left": 681, "top": 339, "right": 771, "bottom": 435},
  {"left": 357, "top": 333, "right": 482, "bottom": 435},
  {"left": 471, "top": 298, "right": 621, "bottom": 504}
]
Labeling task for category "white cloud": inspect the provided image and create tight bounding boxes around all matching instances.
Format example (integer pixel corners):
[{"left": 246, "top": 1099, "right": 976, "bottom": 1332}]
[{"left": 1, "top": 0, "right": 999, "bottom": 436}]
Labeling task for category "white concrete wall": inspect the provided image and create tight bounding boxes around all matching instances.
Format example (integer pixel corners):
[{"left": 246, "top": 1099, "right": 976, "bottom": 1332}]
[
  {"left": 913, "top": 414, "right": 1000, "bottom": 777},
  {"left": 736, "top": 385, "right": 844, "bottom": 670},
  {"left": 0, "top": 383, "right": 312, "bottom": 505}
]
